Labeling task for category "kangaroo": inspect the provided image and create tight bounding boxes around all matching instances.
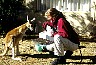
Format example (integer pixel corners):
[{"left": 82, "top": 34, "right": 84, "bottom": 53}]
[{"left": 0, "top": 15, "right": 35, "bottom": 61}]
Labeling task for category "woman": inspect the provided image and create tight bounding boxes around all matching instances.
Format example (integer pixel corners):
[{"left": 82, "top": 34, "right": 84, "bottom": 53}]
[{"left": 35, "top": 8, "right": 80, "bottom": 65}]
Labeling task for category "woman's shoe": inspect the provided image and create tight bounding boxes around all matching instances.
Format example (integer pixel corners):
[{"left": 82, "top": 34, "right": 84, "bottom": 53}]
[
  {"left": 51, "top": 56, "right": 66, "bottom": 65},
  {"left": 35, "top": 44, "right": 46, "bottom": 52}
]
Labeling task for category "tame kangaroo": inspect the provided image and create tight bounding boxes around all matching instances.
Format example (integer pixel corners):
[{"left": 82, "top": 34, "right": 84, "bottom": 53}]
[{"left": 0, "top": 15, "right": 35, "bottom": 61}]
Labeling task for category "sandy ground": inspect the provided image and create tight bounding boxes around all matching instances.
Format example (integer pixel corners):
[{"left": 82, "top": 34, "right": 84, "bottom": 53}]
[{"left": 0, "top": 37, "right": 96, "bottom": 65}]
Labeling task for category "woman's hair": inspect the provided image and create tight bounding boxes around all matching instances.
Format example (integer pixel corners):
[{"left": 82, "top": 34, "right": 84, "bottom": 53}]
[
  {"left": 45, "top": 8, "right": 60, "bottom": 18},
  {"left": 45, "top": 8, "right": 67, "bottom": 26}
]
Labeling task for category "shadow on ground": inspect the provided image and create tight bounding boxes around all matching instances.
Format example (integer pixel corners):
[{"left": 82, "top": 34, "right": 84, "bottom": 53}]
[{"left": 8, "top": 53, "right": 95, "bottom": 64}]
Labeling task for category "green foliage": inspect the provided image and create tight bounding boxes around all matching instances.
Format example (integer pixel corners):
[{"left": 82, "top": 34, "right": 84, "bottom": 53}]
[{"left": 0, "top": 0, "right": 26, "bottom": 34}]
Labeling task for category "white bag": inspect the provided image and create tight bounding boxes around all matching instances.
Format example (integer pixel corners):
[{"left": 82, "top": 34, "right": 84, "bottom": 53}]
[{"left": 39, "top": 25, "right": 54, "bottom": 41}]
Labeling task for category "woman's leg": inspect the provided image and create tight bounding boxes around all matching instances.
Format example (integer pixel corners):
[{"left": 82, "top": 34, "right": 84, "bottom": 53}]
[
  {"left": 60, "top": 36, "right": 79, "bottom": 51},
  {"left": 52, "top": 34, "right": 78, "bottom": 65},
  {"left": 53, "top": 34, "right": 65, "bottom": 56}
]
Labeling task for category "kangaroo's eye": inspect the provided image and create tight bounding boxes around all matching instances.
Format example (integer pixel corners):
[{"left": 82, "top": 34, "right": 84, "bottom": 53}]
[{"left": 30, "top": 21, "right": 34, "bottom": 24}]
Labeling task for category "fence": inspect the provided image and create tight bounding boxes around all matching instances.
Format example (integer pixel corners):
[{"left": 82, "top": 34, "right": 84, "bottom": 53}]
[{"left": 36, "top": 0, "right": 91, "bottom": 11}]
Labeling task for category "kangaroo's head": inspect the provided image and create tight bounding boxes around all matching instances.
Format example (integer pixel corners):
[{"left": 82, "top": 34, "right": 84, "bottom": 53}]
[{"left": 26, "top": 15, "right": 35, "bottom": 31}]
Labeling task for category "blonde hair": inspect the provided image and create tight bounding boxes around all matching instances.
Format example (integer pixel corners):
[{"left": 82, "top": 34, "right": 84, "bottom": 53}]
[{"left": 45, "top": 8, "right": 59, "bottom": 18}]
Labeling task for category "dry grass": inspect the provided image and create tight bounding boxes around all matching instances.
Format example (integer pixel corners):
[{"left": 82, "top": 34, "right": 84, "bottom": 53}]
[{"left": 0, "top": 37, "right": 96, "bottom": 65}]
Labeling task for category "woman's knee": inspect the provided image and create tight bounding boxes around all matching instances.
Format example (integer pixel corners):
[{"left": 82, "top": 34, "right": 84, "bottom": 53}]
[
  {"left": 54, "top": 34, "right": 63, "bottom": 44},
  {"left": 54, "top": 34, "right": 61, "bottom": 41}
]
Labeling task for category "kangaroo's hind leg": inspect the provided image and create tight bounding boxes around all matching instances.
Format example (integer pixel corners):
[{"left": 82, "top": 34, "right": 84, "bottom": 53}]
[
  {"left": 12, "top": 37, "right": 22, "bottom": 61},
  {"left": 12, "top": 46, "right": 22, "bottom": 61}
]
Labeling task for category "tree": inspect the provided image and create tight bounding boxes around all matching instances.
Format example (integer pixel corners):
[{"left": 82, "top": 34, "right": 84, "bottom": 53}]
[{"left": 0, "top": 0, "right": 26, "bottom": 34}]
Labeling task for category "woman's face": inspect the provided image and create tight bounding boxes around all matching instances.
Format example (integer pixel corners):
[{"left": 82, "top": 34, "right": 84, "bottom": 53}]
[
  {"left": 45, "top": 9, "right": 53, "bottom": 20},
  {"left": 45, "top": 8, "right": 59, "bottom": 20},
  {"left": 46, "top": 15, "right": 52, "bottom": 20}
]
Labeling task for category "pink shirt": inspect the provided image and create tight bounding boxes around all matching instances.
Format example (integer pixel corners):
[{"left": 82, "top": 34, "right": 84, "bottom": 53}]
[
  {"left": 57, "top": 18, "right": 68, "bottom": 37},
  {"left": 43, "top": 18, "right": 68, "bottom": 38}
]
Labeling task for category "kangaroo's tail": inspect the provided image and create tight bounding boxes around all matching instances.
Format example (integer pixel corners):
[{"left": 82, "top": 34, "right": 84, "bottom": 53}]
[{"left": 0, "top": 45, "right": 8, "bottom": 56}]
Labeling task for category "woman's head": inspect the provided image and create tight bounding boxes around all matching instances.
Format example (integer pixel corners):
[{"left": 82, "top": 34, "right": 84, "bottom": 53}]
[{"left": 45, "top": 8, "right": 59, "bottom": 20}]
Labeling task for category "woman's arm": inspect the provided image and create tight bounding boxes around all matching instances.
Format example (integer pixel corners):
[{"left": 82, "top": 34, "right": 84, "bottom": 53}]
[{"left": 56, "top": 18, "right": 68, "bottom": 38}]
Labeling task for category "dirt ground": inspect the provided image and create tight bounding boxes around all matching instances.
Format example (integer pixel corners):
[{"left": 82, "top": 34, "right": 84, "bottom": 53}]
[{"left": 0, "top": 37, "right": 96, "bottom": 65}]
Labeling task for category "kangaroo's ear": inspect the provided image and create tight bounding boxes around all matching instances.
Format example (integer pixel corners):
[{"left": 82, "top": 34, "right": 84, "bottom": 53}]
[
  {"left": 31, "top": 18, "right": 35, "bottom": 22},
  {"left": 27, "top": 15, "right": 35, "bottom": 23},
  {"left": 29, "top": 18, "right": 35, "bottom": 24},
  {"left": 27, "top": 15, "right": 29, "bottom": 22}
]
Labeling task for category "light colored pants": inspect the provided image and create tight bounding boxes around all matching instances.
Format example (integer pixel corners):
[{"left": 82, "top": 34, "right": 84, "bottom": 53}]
[{"left": 46, "top": 34, "right": 79, "bottom": 56}]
